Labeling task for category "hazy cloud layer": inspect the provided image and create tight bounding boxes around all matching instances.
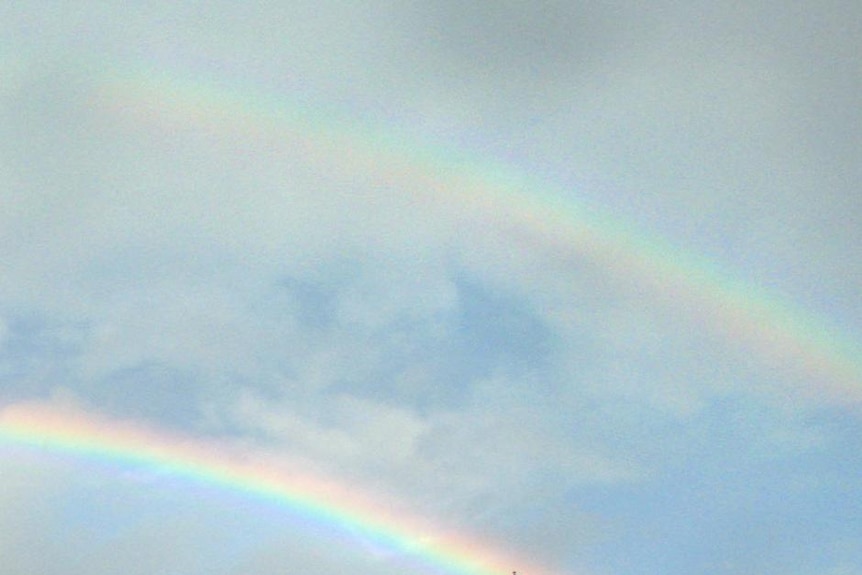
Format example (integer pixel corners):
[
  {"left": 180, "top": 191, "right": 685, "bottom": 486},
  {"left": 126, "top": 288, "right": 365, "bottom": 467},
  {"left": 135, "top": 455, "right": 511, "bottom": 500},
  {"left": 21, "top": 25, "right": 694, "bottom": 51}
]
[{"left": 2, "top": 2, "right": 861, "bottom": 575}]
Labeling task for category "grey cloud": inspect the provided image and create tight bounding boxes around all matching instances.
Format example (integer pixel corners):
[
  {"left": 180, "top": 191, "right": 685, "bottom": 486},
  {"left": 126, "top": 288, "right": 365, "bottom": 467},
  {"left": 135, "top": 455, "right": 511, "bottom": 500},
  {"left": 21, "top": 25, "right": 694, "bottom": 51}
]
[
  {"left": 384, "top": 0, "right": 862, "bottom": 334},
  {"left": 399, "top": 1, "right": 624, "bottom": 81}
]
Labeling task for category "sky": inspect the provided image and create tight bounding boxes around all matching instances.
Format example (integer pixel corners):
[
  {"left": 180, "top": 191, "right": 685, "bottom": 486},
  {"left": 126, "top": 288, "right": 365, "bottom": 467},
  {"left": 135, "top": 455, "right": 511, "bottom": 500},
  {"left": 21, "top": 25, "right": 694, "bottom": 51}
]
[{"left": 1, "top": 2, "right": 861, "bottom": 575}]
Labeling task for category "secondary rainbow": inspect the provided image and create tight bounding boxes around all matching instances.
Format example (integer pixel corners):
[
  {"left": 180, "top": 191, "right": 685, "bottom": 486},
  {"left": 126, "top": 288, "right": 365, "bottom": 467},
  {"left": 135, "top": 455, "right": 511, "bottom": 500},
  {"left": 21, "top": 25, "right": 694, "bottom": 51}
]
[
  {"left": 90, "top": 62, "right": 862, "bottom": 403},
  {"left": 0, "top": 403, "right": 552, "bottom": 575}
]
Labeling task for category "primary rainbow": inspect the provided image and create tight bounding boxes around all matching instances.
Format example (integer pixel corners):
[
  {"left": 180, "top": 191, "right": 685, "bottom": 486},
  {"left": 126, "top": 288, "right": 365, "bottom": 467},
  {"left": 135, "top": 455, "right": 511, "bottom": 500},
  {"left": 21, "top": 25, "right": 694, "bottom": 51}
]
[
  {"left": 89, "top": 61, "right": 862, "bottom": 403},
  {"left": 0, "top": 403, "right": 549, "bottom": 575}
]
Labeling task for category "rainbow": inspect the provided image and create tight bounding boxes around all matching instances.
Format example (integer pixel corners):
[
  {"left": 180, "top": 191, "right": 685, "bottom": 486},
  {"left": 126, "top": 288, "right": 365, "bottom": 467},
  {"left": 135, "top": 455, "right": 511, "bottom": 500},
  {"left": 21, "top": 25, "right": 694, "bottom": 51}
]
[
  {"left": 87, "top": 62, "right": 862, "bottom": 404},
  {"left": 0, "top": 403, "right": 551, "bottom": 575},
  {"left": 1, "top": 54, "right": 859, "bottom": 575}
]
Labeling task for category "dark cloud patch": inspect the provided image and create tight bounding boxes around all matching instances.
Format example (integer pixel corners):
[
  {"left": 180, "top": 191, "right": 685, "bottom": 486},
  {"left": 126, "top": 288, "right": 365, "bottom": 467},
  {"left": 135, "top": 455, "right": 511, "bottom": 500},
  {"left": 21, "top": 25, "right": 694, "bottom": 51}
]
[
  {"left": 85, "top": 363, "right": 207, "bottom": 429},
  {"left": 402, "top": 1, "right": 622, "bottom": 84},
  {"left": 0, "top": 313, "right": 87, "bottom": 402},
  {"left": 276, "top": 272, "right": 358, "bottom": 332},
  {"left": 449, "top": 276, "right": 556, "bottom": 379},
  {"left": 296, "top": 271, "right": 558, "bottom": 411},
  {"left": 388, "top": 1, "right": 643, "bottom": 131}
]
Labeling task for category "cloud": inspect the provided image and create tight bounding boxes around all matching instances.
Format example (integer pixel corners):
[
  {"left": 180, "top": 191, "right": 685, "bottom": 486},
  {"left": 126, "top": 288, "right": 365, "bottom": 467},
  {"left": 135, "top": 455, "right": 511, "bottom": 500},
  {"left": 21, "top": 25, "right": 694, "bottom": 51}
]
[
  {"left": 1, "top": 2, "right": 861, "bottom": 574},
  {"left": 227, "top": 374, "right": 647, "bottom": 525}
]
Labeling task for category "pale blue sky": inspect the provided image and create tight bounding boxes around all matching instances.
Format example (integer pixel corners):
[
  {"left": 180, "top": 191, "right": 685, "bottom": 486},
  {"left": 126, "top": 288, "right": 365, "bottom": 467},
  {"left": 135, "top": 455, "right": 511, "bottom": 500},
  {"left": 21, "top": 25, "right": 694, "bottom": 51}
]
[{"left": 1, "top": 3, "right": 861, "bottom": 575}]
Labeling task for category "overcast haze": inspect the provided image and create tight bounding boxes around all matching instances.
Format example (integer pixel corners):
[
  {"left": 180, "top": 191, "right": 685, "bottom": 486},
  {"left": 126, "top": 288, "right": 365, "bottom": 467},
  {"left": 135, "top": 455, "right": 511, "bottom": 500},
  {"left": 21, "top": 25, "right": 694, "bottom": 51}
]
[{"left": 1, "top": 2, "right": 861, "bottom": 575}]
